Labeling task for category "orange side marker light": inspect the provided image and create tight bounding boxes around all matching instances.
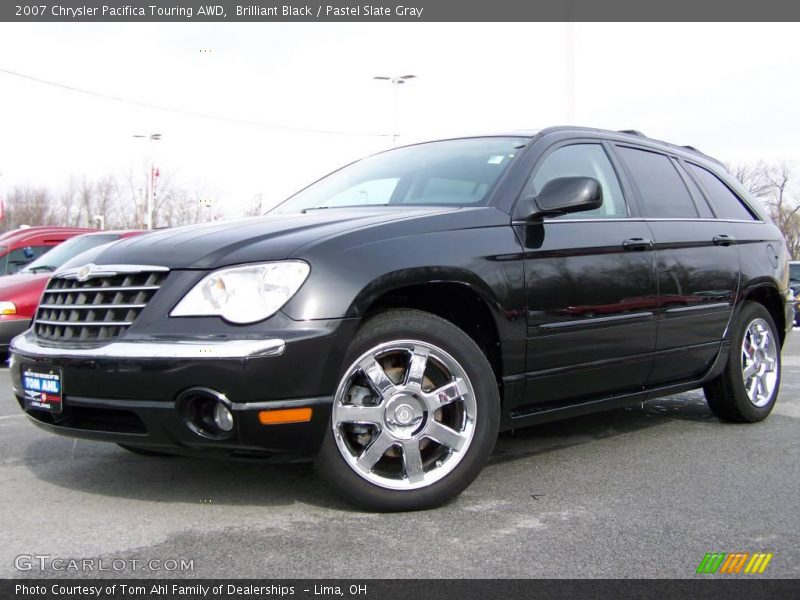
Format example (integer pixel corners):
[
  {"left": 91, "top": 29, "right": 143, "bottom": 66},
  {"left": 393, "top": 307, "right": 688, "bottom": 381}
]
[{"left": 258, "top": 407, "right": 313, "bottom": 425}]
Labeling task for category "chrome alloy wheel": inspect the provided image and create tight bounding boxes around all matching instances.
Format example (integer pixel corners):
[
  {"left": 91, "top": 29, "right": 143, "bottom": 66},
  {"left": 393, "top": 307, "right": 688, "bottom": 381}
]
[
  {"left": 331, "top": 340, "right": 478, "bottom": 491},
  {"left": 741, "top": 318, "right": 779, "bottom": 408}
]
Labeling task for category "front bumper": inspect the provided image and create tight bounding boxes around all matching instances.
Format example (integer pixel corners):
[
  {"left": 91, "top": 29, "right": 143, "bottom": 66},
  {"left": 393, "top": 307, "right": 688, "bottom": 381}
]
[
  {"left": 0, "top": 318, "right": 31, "bottom": 351},
  {"left": 9, "top": 318, "right": 358, "bottom": 461}
]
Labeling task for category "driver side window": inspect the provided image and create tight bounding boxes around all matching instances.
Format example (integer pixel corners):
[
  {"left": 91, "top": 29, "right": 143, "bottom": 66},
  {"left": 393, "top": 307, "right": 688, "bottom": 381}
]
[{"left": 530, "top": 144, "right": 627, "bottom": 219}]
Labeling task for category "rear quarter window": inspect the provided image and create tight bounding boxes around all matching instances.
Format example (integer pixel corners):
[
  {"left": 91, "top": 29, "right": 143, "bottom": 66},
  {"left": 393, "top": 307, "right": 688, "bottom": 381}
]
[{"left": 686, "top": 163, "right": 756, "bottom": 221}]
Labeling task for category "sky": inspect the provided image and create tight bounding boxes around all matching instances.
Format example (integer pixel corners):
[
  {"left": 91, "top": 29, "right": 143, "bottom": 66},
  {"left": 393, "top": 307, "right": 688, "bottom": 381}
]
[{"left": 0, "top": 22, "right": 798, "bottom": 218}]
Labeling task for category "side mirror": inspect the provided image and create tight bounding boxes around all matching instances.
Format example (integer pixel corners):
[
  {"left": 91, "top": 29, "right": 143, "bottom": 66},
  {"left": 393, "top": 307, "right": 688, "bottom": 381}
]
[{"left": 527, "top": 176, "right": 603, "bottom": 219}]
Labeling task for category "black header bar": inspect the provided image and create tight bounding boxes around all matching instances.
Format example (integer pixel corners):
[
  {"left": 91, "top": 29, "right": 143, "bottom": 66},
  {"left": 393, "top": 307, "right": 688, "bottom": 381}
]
[
  {"left": 3, "top": 579, "right": 799, "bottom": 600},
  {"left": 4, "top": 0, "right": 800, "bottom": 22}
]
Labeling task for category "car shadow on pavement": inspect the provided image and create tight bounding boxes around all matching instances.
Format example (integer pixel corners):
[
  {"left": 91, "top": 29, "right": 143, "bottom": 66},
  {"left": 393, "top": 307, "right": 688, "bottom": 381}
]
[
  {"left": 22, "top": 436, "right": 356, "bottom": 510},
  {"left": 21, "top": 392, "right": 717, "bottom": 510},
  {"left": 490, "top": 390, "right": 716, "bottom": 466}
]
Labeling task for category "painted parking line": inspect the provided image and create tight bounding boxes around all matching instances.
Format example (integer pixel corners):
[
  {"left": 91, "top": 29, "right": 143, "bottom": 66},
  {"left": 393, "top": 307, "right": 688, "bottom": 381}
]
[{"left": 0, "top": 414, "right": 24, "bottom": 420}]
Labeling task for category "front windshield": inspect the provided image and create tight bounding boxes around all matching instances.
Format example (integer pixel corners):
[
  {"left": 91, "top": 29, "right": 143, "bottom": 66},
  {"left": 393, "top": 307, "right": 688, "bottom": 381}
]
[
  {"left": 272, "top": 137, "right": 527, "bottom": 214},
  {"left": 20, "top": 234, "right": 119, "bottom": 274}
]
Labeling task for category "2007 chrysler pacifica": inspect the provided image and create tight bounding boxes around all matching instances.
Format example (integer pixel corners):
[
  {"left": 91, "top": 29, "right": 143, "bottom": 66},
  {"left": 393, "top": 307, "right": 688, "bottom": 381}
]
[{"left": 10, "top": 127, "right": 793, "bottom": 510}]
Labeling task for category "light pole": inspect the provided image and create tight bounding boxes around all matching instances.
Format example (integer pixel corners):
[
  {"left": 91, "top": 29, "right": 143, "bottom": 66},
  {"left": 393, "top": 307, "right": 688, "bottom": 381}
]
[
  {"left": 373, "top": 74, "right": 416, "bottom": 145},
  {"left": 564, "top": 23, "right": 576, "bottom": 123},
  {"left": 133, "top": 133, "right": 162, "bottom": 229}
]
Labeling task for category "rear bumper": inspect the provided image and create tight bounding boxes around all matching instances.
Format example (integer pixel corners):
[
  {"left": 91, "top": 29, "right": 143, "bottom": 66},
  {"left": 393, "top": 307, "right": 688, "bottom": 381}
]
[{"left": 9, "top": 318, "right": 358, "bottom": 461}]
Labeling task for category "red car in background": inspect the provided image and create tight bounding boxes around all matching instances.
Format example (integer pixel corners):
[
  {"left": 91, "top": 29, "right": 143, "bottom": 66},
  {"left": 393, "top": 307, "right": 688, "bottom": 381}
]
[
  {"left": 0, "top": 230, "right": 144, "bottom": 354},
  {"left": 0, "top": 226, "right": 94, "bottom": 276}
]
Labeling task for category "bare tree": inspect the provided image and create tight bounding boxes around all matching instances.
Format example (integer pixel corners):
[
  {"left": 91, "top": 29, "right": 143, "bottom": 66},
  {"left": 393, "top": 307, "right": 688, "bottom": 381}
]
[
  {"left": 1, "top": 172, "right": 235, "bottom": 233},
  {"left": 762, "top": 162, "right": 800, "bottom": 258},
  {"left": 75, "top": 176, "right": 95, "bottom": 227},
  {"left": 728, "top": 160, "right": 800, "bottom": 258},
  {"left": 726, "top": 161, "right": 772, "bottom": 197},
  {"left": 112, "top": 168, "right": 145, "bottom": 229},
  {"left": 92, "top": 175, "right": 117, "bottom": 228},
  {"left": 59, "top": 177, "right": 79, "bottom": 226},
  {"left": 782, "top": 208, "right": 800, "bottom": 259},
  {"left": 2, "top": 186, "right": 58, "bottom": 230},
  {"left": 244, "top": 194, "right": 264, "bottom": 217}
]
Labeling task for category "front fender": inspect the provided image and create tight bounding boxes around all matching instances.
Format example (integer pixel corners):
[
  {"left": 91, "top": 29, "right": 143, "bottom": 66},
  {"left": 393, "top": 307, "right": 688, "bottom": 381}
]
[{"left": 282, "top": 226, "right": 525, "bottom": 324}]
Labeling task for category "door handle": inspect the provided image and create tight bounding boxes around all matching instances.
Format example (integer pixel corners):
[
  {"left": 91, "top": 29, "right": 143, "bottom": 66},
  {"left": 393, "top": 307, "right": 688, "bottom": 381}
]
[
  {"left": 712, "top": 234, "right": 735, "bottom": 246},
  {"left": 622, "top": 237, "right": 653, "bottom": 251}
]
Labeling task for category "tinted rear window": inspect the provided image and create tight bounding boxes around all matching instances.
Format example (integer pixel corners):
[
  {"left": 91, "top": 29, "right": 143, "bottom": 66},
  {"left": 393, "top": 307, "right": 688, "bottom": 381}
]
[
  {"left": 687, "top": 163, "right": 755, "bottom": 221},
  {"left": 617, "top": 147, "right": 698, "bottom": 218}
]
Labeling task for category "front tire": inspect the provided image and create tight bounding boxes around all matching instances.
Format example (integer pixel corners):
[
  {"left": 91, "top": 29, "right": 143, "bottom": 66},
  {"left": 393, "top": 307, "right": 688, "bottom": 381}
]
[
  {"left": 316, "top": 309, "right": 500, "bottom": 511},
  {"left": 704, "top": 301, "right": 781, "bottom": 423}
]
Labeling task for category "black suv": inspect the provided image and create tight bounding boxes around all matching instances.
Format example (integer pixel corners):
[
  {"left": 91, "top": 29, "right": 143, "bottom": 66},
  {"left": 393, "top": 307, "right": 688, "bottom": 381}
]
[{"left": 10, "top": 127, "right": 793, "bottom": 511}]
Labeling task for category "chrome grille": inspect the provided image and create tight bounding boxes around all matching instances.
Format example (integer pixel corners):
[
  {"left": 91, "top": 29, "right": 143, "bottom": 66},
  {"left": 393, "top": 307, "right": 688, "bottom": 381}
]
[{"left": 34, "top": 268, "right": 168, "bottom": 343}]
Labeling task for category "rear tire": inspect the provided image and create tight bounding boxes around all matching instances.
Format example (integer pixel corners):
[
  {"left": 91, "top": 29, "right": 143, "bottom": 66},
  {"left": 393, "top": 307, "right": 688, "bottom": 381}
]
[
  {"left": 316, "top": 309, "right": 500, "bottom": 511},
  {"left": 704, "top": 301, "right": 781, "bottom": 423}
]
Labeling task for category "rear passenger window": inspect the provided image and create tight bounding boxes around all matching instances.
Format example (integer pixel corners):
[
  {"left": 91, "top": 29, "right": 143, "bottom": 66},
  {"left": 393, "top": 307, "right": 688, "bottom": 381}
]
[
  {"left": 686, "top": 163, "right": 755, "bottom": 221},
  {"left": 530, "top": 144, "right": 627, "bottom": 219},
  {"left": 676, "top": 164, "right": 714, "bottom": 218},
  {"left": 617, "top": 147, "right": 698, "bottom": 218}
]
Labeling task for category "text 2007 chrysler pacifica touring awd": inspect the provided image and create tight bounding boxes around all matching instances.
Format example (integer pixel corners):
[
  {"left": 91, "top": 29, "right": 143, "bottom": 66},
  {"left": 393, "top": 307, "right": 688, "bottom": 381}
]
[{"left": 10, "top": 127, "right": 793, "bottom": 510}]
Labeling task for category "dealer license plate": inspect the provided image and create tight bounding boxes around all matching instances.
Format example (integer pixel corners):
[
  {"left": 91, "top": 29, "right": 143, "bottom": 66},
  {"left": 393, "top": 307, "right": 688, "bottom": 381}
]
[{"left": 22, "top": 367, "right": 63, "bottom": 413}]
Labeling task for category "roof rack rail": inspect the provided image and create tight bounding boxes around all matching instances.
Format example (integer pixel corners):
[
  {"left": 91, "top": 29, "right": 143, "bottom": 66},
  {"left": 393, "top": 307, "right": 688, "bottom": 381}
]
[
  {"left": 682, "top": 145, "right": 700, "bottom": 152},
  {"left": 618, "top": 129, "right": 646, "bottom": 137}
]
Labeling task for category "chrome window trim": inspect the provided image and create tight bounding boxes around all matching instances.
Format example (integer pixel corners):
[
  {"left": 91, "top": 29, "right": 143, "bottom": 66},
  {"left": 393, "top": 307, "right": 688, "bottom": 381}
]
[{"left": 512, "top": 217, "right": 765, "bottom": 225}]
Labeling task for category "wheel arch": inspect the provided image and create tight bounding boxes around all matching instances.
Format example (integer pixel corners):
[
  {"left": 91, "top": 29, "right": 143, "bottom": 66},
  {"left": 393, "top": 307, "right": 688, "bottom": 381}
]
[
  {"left": 353, "top": 271, "right": 505, "bottom": 386},
  {"left": 738, "top": 281, "right": 787, "bottom": 346}
]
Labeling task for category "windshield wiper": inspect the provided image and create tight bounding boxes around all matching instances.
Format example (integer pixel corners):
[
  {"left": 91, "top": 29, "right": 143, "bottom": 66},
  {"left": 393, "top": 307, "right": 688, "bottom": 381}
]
[
  {"left": 26, "top": 265, "right": 56, "bottom": 273},
  {"left": 301, "top": 204, "right": 390, "bottom": 213}
]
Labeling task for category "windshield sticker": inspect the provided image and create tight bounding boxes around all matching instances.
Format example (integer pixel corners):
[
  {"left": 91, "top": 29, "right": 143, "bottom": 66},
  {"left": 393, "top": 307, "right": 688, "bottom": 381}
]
[{"left": 487, "top": 155, "right": 505, "bottom": 165}]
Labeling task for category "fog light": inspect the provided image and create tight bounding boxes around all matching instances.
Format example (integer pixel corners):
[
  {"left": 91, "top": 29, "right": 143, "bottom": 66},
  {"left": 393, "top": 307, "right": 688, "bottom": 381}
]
[
  {"left": 177, "top": 387, "right": 235, "bottom": 439},
  {"left": 213, "top": 401, "right": 234, "bottom": 432}
]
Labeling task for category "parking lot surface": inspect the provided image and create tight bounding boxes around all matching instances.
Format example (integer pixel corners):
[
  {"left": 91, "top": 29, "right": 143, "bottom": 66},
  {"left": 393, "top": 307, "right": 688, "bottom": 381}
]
[{"left": 2, "top": 334, "right": 798, "bottom": 579}]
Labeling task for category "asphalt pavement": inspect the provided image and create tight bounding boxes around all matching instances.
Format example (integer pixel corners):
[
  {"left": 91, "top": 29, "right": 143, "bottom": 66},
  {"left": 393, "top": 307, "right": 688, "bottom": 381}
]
[{"left": 1, "top": 333, "right": 798, "bottom": 579}]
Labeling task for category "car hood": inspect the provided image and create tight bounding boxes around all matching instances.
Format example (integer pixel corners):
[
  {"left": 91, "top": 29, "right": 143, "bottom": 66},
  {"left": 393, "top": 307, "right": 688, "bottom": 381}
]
[
  {"left": 0, "top": 272, "right": 51, "bottom": 295},
  {"left": 63, "top": 207, "right": 460, "bottom": 271}
]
